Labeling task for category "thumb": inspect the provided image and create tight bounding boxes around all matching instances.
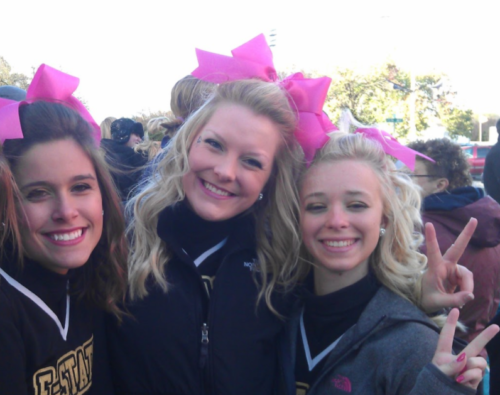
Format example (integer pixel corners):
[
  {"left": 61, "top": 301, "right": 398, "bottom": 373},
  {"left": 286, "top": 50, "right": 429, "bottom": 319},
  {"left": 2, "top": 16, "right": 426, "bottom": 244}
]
[{"left": 437, "top": 352, "right": 467, "bottom": 377}]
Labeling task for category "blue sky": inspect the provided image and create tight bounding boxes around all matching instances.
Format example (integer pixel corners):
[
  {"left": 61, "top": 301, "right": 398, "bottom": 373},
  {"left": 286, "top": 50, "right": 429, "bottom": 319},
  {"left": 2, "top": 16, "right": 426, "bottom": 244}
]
[{"left": 2, "top": 0, "right": 498, "bottom": 123}]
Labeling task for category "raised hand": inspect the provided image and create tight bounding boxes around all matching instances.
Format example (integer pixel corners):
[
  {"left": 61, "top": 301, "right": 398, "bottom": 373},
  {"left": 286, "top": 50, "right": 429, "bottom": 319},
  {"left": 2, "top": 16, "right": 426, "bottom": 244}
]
[
  {"left": 420, "top": 218, "right": 477, "bottom": 313},
  {"left": 433, "top": 308, "right": 499, "bottom": 389}
]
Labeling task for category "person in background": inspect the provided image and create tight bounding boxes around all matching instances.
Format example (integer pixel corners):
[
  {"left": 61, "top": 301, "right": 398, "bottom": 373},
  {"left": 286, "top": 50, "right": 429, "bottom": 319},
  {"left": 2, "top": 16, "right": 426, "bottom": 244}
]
[
  {"left": 408, "top": 138, "right": 500, "bottom": 352},
  {"left": 100, "top": 116, "right": 117, "bottom": 140},
  {"left": 483, "top": 119, "right": 500, "bottom": 204},
  {"left": 100, "top": 117, "right": 148, "bottom": 200},
  {"left": 160, "top": 75, "right": 215, "bottom": 148},
  {"left": 0, "top": 85, "right": 27, "bottom": 101}
]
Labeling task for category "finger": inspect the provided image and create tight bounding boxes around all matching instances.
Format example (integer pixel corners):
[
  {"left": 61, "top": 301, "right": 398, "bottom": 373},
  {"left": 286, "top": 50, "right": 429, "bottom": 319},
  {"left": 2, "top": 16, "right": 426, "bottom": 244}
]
[
  {"left": 424, "top": 222, "right": 441, "bottom": 269},
  {"left": 455, "top": 266, "right": 474, "bottom": 297},
  {"left": 463, "top": 356, "right": 487, "bottom": 372},
  {"left": 435, "top": 308, "right": 460, "bottom": 355},
  {"left": 456, "top": 367, "right": 484, "bottom": 389},
  {"left": 443, "top": 218, "right": 477, "bottom": 263},
  {"left": 463, "top": 324, "right": 500, "bottom": 358},
  {"left": 436, "top": 350, "right": 467, "bottom": 377},
  {"left": 430, "top": 291, "right": 474, "bottom": 310}
]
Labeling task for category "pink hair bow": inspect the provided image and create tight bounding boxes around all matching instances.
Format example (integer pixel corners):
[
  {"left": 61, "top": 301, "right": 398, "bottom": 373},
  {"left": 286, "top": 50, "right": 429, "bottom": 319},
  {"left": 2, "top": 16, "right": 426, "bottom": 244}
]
[
  {"left": 191, "top": 35, "right": 336, "bottom": 163},
  {"left": 0, "top": 64, "right": 100, "bottom": 144},
  {"left": 354, "top": 128, "right": 434, "bottom": 170},
  {"left": 192, "top": 34, "right": 277, "bottom": 83},
  {"left": 282, "top": 73, "right": 337, "bottom": 163}
]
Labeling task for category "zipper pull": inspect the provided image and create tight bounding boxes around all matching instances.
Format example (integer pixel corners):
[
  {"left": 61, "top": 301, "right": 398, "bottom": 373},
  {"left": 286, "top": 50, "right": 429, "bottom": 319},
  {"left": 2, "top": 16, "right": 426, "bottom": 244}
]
[{"left": 199, "top": 323, "right": 209, "bottom": 368}]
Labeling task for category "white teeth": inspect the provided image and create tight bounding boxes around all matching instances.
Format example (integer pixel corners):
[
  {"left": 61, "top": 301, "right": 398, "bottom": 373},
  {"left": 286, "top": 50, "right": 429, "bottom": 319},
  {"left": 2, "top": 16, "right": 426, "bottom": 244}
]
[
  {"left": 203, "top": 181, "right": 230, "bottom": 196},
  {"left": 324, "top": 240, "right": 355, "bottom": 247},
  {"left": 49, "top": 229, "right": 83, "bottom": 241}
]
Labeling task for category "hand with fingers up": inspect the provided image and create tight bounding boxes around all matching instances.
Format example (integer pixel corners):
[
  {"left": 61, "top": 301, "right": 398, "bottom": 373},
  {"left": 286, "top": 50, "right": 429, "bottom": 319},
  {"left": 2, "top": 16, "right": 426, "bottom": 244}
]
[
  {"left": 433, "top": 308, "right": 500, "bottom": 389},
  {"left": 420, "top": 218, "right": 477, "bottom": 313}
]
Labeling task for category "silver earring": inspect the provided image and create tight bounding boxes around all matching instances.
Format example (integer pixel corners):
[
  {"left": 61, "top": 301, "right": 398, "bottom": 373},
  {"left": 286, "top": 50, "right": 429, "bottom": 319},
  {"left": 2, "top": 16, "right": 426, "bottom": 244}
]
[
  {"left": 379, "top": 227, "right": 386, "bottom": 237},
  {"left": 102, "top": 210, "right": 105, "bottom": 216},
  {"left": 258, "top": 193, "right": 263, "bottom": 201}
]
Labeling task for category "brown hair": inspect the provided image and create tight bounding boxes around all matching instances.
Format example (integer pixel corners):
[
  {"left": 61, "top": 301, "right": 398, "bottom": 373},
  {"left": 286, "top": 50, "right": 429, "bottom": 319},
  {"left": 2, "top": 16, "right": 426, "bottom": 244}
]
[{"left": 2, "top": 101, "right": 128, "bottom": 319}]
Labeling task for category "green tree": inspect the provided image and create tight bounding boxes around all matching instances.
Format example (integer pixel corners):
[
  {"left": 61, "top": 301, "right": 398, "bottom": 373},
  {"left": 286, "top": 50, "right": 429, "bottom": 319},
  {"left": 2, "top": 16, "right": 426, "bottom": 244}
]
[
  {"left": 0, "top": 57, "right": 31, "bottom": 89},
  {"left": 314, "top": 63, "right": 472, "bottom": 140}
]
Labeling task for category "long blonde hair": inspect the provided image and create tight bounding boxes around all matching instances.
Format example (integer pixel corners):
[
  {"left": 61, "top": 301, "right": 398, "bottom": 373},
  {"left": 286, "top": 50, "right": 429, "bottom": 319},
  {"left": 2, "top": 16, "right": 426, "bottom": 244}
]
[
  {"left": 127, "top": 79, "right": 304, "bottom": 313},
  {"left": 297, "top": 132, "right": 428, "bottom": 308}
]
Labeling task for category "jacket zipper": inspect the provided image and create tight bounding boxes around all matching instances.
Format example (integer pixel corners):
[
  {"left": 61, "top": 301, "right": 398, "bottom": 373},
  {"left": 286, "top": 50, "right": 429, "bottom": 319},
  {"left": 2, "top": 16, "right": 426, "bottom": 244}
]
[{"left": 199, "top": 323, "right": 209, "bottom": 368}]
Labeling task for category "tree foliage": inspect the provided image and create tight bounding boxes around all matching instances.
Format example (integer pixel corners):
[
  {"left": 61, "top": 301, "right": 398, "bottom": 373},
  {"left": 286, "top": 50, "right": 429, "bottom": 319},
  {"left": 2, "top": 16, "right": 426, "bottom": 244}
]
[
  {"left": 312, "top": 63, "right": 473, "bottom": 140},
  {"left": 0, "top": 57, "right": 31, "bottom": 89}
]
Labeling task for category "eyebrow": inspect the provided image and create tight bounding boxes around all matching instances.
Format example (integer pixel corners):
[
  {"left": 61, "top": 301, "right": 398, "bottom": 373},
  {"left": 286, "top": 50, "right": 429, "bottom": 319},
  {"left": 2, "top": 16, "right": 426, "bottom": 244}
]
[
  {"left": 20, "top": 174, "right": 97, "bottom": 190},
  {"left": 303, "top": 190, "right": 370, "bottom": 199}
]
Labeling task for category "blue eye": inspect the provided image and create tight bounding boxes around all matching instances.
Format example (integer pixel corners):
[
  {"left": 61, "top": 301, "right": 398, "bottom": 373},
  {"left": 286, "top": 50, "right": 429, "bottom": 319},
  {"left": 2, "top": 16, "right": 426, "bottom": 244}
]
[
  {"left": 205, "top": 139, "right": 223, "bottom": 150},
  {"left": 305, "top": 203, "right": 326, "bottom": 212},
  {"left": 348, "top": 202, "right": 368, "bottom": 210},
  {"left": 244, "top": 158, "right": 263, "bottom": 169}
]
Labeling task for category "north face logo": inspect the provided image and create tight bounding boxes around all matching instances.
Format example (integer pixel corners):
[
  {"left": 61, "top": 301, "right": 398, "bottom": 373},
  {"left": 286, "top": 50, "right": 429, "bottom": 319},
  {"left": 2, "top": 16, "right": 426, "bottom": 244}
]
[
  {"left": 331, "top": 374, "right": 351, "bottom": 393},
  {"left": 243, "top": 259, "right": 260, "bottom": 272}
]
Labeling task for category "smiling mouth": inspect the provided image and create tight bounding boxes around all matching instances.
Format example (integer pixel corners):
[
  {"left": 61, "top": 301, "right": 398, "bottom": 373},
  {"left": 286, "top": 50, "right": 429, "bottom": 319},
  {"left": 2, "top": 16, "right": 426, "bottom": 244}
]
[
  {"left": 47, "top": 229, "right": 84, "bottom": 241},
  {"left": 323, "top": 239, "right": 356, "bottom": 247},
  {"left": 202, "top": 180, "right": 234, "bottom": 197}
]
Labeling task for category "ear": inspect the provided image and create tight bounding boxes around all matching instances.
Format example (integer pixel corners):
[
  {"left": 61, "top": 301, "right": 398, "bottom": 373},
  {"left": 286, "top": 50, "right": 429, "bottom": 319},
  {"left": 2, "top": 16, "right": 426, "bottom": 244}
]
[{"left": 435, "top": 178, "right": 449, "bottom": 193}]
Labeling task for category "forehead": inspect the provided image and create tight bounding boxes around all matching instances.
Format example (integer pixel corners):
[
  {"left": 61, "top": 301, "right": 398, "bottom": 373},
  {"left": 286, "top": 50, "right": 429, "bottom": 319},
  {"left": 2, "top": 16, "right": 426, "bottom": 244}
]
[
  {"left": 14, "top": 139, "right": 96, "bottom": 184},
  {"left": 301, "top": 159, "right": 382, "bottom": 198},
  {"left": 201, "top": 103, "right": 282, "bottom": 151},
  {"left": 413, "top": 160, "right": 429, "bottom": 174}
]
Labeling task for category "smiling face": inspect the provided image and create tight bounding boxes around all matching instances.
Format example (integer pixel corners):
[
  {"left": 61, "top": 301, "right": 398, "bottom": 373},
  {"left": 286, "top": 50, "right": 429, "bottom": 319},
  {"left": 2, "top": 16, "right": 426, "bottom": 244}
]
[
  {"left": 182, "top": 103, "right": 282, "bottom": 221},
  {"left": 300, "top": 159, "right": 385, "bottom": 295},
  {"left": 13, "top": 139, "right": 103, "bottom": 274}
]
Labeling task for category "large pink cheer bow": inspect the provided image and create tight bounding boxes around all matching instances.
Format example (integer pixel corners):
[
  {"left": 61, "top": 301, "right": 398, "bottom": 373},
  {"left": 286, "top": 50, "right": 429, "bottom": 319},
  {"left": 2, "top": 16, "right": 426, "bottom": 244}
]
[
  {"left": 0, "top": 64, "right": 100, "bottom": 144},
  {"left": 191, "top": 34, "right": 335, "bottom": 163},
  {"left": 354, "top": 128, "right": 434, "bottom": 171}
]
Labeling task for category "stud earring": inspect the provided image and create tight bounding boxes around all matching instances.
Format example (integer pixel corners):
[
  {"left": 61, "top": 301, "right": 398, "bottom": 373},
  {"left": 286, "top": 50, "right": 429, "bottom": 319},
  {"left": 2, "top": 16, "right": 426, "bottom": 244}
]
[
  {"left": 379, "top": 227, "right": 386, "bottom": 237},
  {"left": 258, "top": 193, "right": 263, "bottom": 201}
]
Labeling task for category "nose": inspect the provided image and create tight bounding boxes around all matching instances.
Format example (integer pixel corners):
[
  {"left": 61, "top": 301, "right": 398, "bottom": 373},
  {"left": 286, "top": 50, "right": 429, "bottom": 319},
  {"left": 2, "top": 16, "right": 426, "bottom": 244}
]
[
  {"left": 214, "top": 156, "right": 237, "bottom": 182},
  {"left": 52, "top": 193, "right": 79, "bottom": 222},
  {"left": 325, "top": 205, "right": 349, "bottom": 230}
]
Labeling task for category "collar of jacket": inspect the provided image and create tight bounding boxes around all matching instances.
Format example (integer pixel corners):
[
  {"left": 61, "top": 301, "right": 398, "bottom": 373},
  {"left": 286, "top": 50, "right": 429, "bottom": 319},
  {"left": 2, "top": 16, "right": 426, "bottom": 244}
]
[{"left": 156, "top": 201, "right": 257, "bottom": 260}]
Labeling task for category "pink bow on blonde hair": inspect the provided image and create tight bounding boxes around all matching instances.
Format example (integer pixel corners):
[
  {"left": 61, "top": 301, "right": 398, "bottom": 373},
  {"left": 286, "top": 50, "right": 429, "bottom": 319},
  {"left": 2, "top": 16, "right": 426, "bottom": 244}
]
[
  {"left": 354, "top": 128, "right": 434, "bottom": 171},
  {"left": 0, "top": 64, "right": 100, "bottom": 144},
  {"left": 191, "top": 35, "right": 336, "bottom": 163}
]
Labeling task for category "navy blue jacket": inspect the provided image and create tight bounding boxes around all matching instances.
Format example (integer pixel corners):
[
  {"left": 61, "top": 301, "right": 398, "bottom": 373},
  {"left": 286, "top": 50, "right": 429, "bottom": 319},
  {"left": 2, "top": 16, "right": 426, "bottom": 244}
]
[{"left": 106, "top": 206, "right": 294, "bottom": 395}]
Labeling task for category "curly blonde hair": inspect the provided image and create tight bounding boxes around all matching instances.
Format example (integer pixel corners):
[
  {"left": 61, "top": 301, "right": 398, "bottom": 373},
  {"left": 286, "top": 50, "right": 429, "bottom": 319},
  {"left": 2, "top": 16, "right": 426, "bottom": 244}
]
[
  {"left": 126, "top": 79, "right": 304, "bottom": 314},
  {"left": 295, "top": 132, "right": 428, "bottom": 308}
]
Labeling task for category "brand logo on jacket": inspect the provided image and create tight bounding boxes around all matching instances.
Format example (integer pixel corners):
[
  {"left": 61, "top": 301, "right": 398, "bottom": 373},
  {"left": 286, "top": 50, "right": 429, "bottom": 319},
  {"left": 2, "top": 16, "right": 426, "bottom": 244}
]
[
  {"left": 331, "top": 374, "right": 352, "bottom": 393},
  {"left": 243, "top": 258, "right": 260, "bottom": 272}
]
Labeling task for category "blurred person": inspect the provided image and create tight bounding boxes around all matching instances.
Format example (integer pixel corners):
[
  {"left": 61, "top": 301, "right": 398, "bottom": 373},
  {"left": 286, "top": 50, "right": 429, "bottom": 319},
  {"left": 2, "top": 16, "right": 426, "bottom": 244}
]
[
  {"left": 0, "top": 85, "right": 27, "bottom": 101},
  {"left": 101, "top": 118, "right": 148, "bottom": 200},
  {"left": 483, "top": 119, "right": 500, "bottom": 204},
  {"left": 408, "top": 138, "right": 500, "bottom": 351},
  {"left": 99, "top": 116, "right": 116, "bottom": 140}
]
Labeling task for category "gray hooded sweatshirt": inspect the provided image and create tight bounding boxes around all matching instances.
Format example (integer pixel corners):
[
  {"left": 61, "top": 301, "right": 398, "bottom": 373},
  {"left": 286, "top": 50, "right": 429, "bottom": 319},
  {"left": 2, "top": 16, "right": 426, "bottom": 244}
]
[{"left": 281, "top": 286, "right": 475, "bottom": 395}]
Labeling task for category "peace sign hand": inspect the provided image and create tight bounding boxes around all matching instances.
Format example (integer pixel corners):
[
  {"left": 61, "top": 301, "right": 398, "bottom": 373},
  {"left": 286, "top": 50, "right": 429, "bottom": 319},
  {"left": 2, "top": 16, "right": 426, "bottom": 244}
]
[
  {"left": 420, "top": 218, "right": 477, "bottom": 313},
  {"left": 433, "top": 308, "right": 500, "bottom": 389}
]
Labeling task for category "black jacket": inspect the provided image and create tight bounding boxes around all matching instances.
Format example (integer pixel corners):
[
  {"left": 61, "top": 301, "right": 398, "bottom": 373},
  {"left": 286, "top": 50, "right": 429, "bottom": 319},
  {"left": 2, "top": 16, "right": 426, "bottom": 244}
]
[
  {"left": 106, "top": 205, "right": 294, "bottom": 395},
  {"left": 483, "top": 139, "right": 500, "bottom": 204},
  {"left": 0, "top": 258, "right": 96, "bottom": 395},
  {"left": 100, "top": 139, "right": 148, "bottom": 200}
]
